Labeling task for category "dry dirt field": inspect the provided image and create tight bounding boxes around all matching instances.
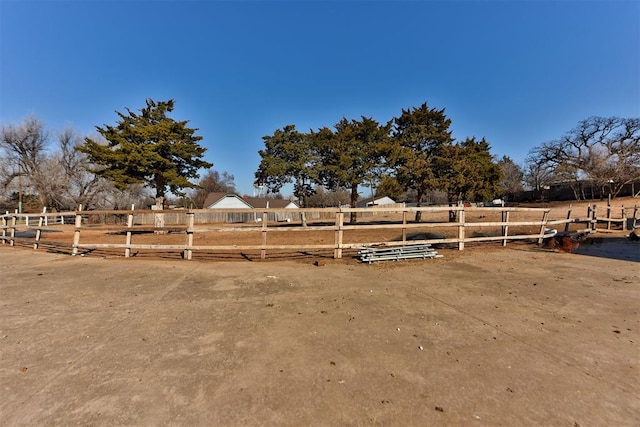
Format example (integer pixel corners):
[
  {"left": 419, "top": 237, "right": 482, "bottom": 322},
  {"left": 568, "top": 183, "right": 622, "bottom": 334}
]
[{"left": 1, "top": 199, "right": 639, "bottom": 425}]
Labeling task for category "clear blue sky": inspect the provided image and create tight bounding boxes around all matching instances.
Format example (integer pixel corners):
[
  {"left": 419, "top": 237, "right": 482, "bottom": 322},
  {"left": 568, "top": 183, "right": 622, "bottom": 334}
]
[{"left": 1, "top": 0, "right": 638, "bottom": 197}]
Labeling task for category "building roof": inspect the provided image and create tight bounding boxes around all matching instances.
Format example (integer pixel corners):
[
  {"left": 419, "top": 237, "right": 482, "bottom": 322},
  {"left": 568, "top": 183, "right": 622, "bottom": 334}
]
[
  {"left": 203, "top": 193, "right": 299, "bottom": 209},
  {"left": 356, "top": 196, "right": 396, "bottom": 207},
  {"left": 203, "top": 193, "right": 253, "bottom": 208},
  {"left": 243, "top": 197, "right": 298, "bottom": 209},
  {"left": 203, "top": 192, "right": 229, "bottom": 207}
]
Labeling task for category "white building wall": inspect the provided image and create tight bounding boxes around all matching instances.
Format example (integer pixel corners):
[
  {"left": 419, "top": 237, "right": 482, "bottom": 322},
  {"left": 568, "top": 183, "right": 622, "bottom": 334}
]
[{"left": 207, "top": 196, "right": 252, "bottom": 209}]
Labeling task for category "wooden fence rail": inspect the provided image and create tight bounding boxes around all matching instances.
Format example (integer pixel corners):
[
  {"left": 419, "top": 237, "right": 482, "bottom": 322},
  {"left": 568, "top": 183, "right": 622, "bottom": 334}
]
[{"left": 1, "top": 204, "right": 636, "bottom": 260}]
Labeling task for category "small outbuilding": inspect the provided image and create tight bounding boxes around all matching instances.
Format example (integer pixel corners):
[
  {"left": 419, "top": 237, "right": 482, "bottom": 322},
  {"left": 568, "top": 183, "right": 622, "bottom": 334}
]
[
  {"left": 202, "top": 193, "right": 254, "bottom": 223},
  {"left": 356, "top": 196, "right": 397, "bottom": 208},
  {"left": 203, "top": 193, "right": 299, "bottom": 223},
  {"left": 203, "top": 193, "right": 253, "bottom": 209}
]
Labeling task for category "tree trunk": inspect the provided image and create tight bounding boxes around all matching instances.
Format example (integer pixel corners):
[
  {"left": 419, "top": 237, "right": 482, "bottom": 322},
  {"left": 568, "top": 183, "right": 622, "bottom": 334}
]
[
  {"left": 294, "top": 186, "right": 307, "bottom": 227},
  {"left": 155, "top": 174, "right": 166, "bottom": 208},
  {"left": 448, "top": 193, "right": 459, "bottom": 222},
  {"left": 612, "top": 181, "right": 626, "bottom": 198},
  {"left": 350, "top": 184, "right": 358, "bottom": 224},
  {"left": 414, "top": 189, "right": 424, "bottom": 222},
  {"left": 154, "top": 196, "right": 165, "bottom": 234},
  {"left": 569, "top": 183, "right": 580, "bottom": 200}
]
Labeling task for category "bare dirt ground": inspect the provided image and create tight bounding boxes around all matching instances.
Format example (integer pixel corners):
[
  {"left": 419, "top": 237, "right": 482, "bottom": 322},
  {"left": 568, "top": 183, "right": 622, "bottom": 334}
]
[{"left": 1, "top": 224, "right": 639, "bottom": 425}]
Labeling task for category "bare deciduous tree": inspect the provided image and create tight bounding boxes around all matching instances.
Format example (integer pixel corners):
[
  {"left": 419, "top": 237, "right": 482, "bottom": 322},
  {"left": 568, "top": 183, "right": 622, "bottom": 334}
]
[
  {"left": 191, "top": 169, "right": 236, "bottom": 208},
  {"left": 1, "top": 117, "right": 153, "bottom": 211},
  {"left": 305, "top": 186, "right": 350, "bottom": 207},
  {"left": 0, "top": 116, "right": 49, "bottom": 210},
  {"left": 41, "top": 129, "right": 114, "bottom": 210},
  {"left": 498, "top": 155, "right": 524, "bottom": 198},
  {"left": 526, "top": 116, "right": 640, "bottom": 199}
]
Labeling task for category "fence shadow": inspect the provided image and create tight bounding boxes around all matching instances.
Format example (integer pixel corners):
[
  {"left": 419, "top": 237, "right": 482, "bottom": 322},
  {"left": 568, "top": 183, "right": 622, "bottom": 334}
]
[{"left": 574, "top": 236, "right": 639, "bottom": 262}]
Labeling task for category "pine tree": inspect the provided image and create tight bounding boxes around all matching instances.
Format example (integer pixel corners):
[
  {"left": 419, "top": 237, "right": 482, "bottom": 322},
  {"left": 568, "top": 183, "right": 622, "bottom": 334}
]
[
  {"left": 437, "top": 138, "right": 502, "bottom": 220},
  {"left": 255, "top": 124, "right": 317, "bottom": 208},
  {"left": 390, "top": 103, "right": 454, "bottom": 221},
  {"left": 316, "top": 117, "right": 391, "bottom": 223},
  {"left": 78, "top": 99, "right": 212, "bottom": 207}
]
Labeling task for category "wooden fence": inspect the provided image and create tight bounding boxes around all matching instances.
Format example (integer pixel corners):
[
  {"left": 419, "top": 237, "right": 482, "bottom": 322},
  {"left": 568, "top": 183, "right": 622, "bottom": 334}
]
[{"left": 1, "top": 204, "right": 636, "bottom": 260}]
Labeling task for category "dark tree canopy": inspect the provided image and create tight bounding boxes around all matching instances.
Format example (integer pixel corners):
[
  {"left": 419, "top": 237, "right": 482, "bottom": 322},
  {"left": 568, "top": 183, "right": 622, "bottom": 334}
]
[
  {"left": 456, "top": 137, "right": 502, "bottom": 202},
  {"left": 390, "top": 103, "right": 454, "bottom": 220},
  {"left": 375, "top": 176, "right": 404, "bottom": 201},
  {"left": 315, "top": 116, "right": 391, "bottom": 222},
  {"left": 252, "top": 101, "right": 507, "bottom": 220},
  {"left": 255, "top": 124, "right": 317, "bottom": 207},
  {"left": 78, "top": 99, "right": 212, "bottom": 205},
  {"left": 435, "top": 137, "right": 502, "bottom": 220}
]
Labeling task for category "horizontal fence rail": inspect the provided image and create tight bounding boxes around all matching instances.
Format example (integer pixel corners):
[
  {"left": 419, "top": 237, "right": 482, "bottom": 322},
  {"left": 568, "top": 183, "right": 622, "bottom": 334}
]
[{"left": 2, "top": 203, "right": 636, "bottom": 260}]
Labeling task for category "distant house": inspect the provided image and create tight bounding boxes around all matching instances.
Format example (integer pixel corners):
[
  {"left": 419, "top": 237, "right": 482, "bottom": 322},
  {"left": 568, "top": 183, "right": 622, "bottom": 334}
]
[
  {"left": 202, "top": 193, "right": 253, "bottom": 223},
  {"left": 356, "top": 196, "right": 397, "bottom": 208},
  {"left": 203, "top": 193, "right": 253, "bottom": 209},
  {"left": 242, "top": 197, "right": 299, "bottom": 222},
  {"left": 203, "top": 193, "right": 299, "bottom": 223},
  {"left": 242, "top": 197, "right": 299, "bottom": 210}
]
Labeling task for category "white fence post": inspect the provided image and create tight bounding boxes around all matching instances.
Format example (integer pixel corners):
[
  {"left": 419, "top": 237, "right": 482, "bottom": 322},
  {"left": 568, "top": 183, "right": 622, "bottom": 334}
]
[
  {"left": 72, "top": 205, "right": 83, "bottom": 256},
  {"left": 458, "top": 208, "right": 465, "bottom": 251}
]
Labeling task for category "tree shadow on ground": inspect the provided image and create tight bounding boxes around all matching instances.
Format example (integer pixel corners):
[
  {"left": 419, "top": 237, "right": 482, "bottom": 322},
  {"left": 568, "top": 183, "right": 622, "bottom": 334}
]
[{"left": 574, "top": 236, "right": 639, "bottom": 262}]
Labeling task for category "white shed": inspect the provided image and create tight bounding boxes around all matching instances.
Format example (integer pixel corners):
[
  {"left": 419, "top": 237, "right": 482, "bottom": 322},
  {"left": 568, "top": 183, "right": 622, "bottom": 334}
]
[
  {"left": 203, "top": 193, "right": 253, "bottom": 209},
  {"left": 356, "top": 196, "right": 397, "bottom": 207}
]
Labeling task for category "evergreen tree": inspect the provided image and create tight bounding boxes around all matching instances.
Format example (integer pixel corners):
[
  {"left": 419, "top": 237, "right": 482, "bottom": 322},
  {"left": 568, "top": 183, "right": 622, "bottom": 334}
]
[
  {"left": 255, "top": 124, "right": 317, "bottom": 208},
  {"left": 78, "top": 99, "right": 212, "bottom": 207},
  {"left": 375, "top": 176, "right": 404, "bottom": 200},
  {"left": 390, "top": 103, "right": 454, "bottom": 221},
  {"left": 315, "top": 117, "right": 391, "bottom": 223},
  {"left": 437, "top": 138, "right": 502, "bottom": 220},
  {"left": 459, "top": 137, "right": 502, "bottom": 202}
]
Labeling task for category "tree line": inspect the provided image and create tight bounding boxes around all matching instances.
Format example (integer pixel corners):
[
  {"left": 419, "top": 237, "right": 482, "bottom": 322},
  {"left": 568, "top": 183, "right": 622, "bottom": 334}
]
[
  {"left": 2, "top": 98, "right": 637, "bottom": 217},
  {"left": 256, "top": 103, "right": 503, "bottom": 222},
  {"left": 256, "top": 110, "right": 640, "bottom": 218}
]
